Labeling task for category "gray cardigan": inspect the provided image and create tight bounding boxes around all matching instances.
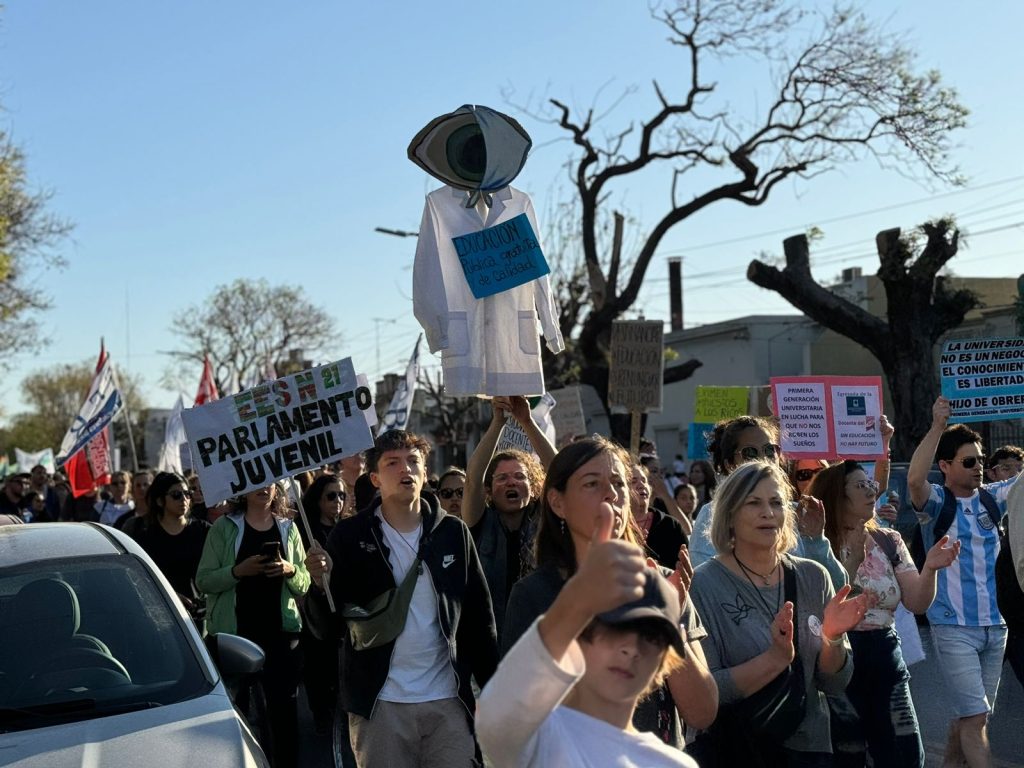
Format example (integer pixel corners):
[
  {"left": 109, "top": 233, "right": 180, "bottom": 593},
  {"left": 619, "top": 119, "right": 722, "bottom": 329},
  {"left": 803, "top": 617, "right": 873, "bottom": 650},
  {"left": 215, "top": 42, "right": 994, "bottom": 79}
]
[{"left": 689, "top": 556, "right": 853, "bottom": 754}]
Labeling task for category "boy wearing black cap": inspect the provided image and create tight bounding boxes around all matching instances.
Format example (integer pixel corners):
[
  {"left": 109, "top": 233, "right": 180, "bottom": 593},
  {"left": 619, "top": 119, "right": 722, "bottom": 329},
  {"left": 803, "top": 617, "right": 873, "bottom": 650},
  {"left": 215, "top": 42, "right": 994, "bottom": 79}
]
[{"left": 477, "top": 507, "right": 698, "bottom": 767}]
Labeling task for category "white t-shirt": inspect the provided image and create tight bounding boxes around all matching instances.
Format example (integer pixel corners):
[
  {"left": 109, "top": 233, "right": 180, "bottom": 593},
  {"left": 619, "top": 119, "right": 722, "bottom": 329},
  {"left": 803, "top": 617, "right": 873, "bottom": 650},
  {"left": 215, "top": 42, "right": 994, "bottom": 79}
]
[
  {"left": 477, "top": 619, "right": 697, "bottom": 768},
  {"left": 96, "top": 499, "right": 134, "bottom": 527},
  {"left": 375, "top": 512, "right": 457, "bottom": 703}
]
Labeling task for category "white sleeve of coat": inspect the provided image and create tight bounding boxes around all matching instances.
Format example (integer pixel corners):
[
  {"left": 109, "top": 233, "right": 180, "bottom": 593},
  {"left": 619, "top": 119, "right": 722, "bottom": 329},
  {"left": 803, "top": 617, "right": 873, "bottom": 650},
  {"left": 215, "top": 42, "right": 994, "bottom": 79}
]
[
  {"left": 476, "top": 617, "right": 584, "bottom": 768},
  {"left": 524, "top": 196, "right": 565, "bottom": 355},
  {"left": 412, "top": 195, "right": 450, "bottom": 354}
]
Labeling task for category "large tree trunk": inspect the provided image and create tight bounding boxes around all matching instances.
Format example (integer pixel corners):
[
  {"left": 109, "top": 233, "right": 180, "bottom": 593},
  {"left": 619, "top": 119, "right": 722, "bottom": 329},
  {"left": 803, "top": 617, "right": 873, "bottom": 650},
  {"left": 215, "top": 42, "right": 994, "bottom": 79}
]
[{"left": 884, "top": 340, "right": 939, "bottom": 460}]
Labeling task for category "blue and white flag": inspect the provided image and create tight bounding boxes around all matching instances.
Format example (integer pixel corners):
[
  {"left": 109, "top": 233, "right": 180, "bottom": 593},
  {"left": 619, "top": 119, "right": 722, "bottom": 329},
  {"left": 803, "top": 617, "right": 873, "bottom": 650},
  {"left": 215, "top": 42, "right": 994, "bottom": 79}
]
[
  {"left": 377, "top": 335, "right": 422, "bottom": 436},
  {"left": 56, "top": 357, "right": 124, "bottom": 465}
]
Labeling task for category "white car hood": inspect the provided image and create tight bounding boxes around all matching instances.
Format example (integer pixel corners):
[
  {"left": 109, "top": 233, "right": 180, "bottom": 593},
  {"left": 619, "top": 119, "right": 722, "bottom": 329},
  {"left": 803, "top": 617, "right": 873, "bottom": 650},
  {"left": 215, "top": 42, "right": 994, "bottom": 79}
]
[{"left": 0, "top": 691, "right": 267, "bottom": 768}]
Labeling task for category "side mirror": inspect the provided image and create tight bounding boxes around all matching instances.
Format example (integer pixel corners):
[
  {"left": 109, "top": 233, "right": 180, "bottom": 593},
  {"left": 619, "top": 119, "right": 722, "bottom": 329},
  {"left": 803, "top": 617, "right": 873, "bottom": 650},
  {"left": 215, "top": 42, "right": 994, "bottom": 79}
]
[{"left": 206, "top": 633, "right": 265, "bottom": 688}]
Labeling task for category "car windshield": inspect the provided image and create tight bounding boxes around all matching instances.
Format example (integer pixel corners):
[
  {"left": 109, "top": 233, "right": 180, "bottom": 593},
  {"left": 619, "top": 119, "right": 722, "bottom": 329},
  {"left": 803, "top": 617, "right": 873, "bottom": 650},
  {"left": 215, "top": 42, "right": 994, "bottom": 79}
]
[{"left": 0, "top": 554, "right": 213, "bottom": 732}]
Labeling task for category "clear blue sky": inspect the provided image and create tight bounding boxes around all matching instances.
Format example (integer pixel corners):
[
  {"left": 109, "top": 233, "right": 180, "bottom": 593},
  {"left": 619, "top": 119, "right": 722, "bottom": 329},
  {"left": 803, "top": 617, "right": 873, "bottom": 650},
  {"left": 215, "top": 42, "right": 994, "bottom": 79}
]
[{"left": 2, "top": 0, "right": 1022, "bottom": 424}]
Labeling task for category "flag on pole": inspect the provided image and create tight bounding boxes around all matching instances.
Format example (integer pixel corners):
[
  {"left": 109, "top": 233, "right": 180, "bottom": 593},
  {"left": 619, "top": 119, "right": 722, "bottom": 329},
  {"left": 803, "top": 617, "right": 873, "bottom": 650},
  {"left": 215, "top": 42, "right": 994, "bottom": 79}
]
[
  {"left": 377, "top": 335, "right": 422, "bottom": 436},
  {"left": 194, "top": 354, "right": 220, "bottom": 406},
  {"left": 56, "top": 347, "right": 124, "bottom": 466},
  {"left": 157, "top": 395, "right": 188, "bottom": 473},
  {"left": 62, "top": 342, "right": 116, "bottom": 497}
]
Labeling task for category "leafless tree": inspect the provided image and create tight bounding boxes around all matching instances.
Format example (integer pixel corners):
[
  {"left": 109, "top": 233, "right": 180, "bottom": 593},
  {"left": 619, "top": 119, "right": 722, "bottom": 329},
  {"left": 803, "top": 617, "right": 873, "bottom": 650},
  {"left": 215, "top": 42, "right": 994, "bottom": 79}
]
[
  {"left": 509, "top": 0, "right": 967, "bottom": 440},
  {"left": 167, "top": 278, "right": 339, "bottom": 394}
]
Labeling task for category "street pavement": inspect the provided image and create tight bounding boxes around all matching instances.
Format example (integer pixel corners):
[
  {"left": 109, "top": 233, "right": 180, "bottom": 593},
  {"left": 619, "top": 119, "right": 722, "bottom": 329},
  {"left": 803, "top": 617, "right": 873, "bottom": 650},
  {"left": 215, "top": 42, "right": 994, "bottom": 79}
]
[
  {"left": 911, "top": 626, "right": 1023, "bottom": 767},
  {"left": 292, "top": 625, "right": 1024, "bottom": 767}
]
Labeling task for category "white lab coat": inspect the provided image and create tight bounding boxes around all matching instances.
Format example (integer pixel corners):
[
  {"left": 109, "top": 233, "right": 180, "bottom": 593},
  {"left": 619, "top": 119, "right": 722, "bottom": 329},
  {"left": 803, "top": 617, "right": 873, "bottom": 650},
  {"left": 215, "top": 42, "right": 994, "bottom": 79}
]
[{"left": 412, "top": 185, "right": 564, "bottom": 397}]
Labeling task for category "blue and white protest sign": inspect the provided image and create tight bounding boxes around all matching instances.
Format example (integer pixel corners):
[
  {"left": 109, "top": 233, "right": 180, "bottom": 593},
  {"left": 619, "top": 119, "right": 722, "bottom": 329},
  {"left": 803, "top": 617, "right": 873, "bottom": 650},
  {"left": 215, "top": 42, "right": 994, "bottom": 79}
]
[
  {"left": 940, "top": 337, "right": 1024, "bottom": 422},
  {"left": 452, "top": 213, "right": 549, "bottom": 299}
]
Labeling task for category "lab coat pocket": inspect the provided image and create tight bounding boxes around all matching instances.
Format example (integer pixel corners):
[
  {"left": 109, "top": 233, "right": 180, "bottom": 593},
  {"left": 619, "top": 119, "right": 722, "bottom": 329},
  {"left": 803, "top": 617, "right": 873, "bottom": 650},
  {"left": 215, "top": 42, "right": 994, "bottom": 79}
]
[
  {"left": 445, "top": 311, "right": 470, "bottom": 357},
  {"left": 517, "top": 310, "right": 539, "bottom": 356}
]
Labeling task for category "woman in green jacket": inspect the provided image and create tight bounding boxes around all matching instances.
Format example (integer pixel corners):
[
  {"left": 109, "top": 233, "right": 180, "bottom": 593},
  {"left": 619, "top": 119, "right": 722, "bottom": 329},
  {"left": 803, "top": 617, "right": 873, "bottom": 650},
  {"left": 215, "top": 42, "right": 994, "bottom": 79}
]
[{"left": 197, "top": 481, "right": 310, "bottom": 768}]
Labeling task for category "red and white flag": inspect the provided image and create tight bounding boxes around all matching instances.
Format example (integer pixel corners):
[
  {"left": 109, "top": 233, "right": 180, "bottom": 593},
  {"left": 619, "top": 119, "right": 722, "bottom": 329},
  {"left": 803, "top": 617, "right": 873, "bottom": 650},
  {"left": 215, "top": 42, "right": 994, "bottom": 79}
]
[
  {"left": 194, "top": 354, "right": 220, "bottom": 406},
  {"left": 62, "top": 341, "right": 115, "bottom": 498}
]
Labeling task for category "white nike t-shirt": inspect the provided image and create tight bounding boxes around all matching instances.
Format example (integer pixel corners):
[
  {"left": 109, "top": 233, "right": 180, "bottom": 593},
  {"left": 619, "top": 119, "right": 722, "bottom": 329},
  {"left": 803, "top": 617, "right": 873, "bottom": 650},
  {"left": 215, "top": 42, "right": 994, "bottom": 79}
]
[{"left": 376, "top": 512, "right": 458, "bottom": 702}]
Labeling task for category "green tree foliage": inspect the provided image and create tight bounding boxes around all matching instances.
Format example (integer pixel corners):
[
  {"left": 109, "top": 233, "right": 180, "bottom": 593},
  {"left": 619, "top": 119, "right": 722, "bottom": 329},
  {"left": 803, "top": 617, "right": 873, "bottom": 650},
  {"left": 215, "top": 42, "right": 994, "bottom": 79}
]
[
  {"left": 0, "top": 360, "right": 146, "bottom": 458},
  {"left": 0, "top": 134, "right": 72, "bottom": 368}
]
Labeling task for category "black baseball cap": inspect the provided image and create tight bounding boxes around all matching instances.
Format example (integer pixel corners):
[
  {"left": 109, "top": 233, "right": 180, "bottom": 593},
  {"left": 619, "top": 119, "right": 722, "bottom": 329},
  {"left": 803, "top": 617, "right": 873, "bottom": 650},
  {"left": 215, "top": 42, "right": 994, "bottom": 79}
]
[{"left": 597, "top": 569, "right": 685, "bottom": 655}]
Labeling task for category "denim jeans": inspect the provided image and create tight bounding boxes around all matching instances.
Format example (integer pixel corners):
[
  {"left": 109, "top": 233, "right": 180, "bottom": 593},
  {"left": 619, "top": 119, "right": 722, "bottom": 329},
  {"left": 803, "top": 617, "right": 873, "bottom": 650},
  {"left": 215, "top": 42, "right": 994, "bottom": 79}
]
[
  {"left": 846, "top": 626, "right": 924, "bottom": 768},
  {"left": 930, "top": 624, "right": 1008, "bottom": 717}
]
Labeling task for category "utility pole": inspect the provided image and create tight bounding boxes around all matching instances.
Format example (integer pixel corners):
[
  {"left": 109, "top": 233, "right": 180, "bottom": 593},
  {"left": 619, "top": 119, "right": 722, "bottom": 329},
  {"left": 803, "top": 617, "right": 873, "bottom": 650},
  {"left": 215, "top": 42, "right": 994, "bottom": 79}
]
[{"left": 372, "top": 317, "right": 398, "bottom": 375}]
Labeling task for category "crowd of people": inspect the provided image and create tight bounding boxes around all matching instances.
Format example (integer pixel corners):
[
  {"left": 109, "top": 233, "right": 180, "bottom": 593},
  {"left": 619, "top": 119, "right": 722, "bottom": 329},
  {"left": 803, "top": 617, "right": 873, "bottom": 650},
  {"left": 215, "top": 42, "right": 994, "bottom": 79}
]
[{"left": 1, "top": 394, "right": 1023, "bottom": 768}]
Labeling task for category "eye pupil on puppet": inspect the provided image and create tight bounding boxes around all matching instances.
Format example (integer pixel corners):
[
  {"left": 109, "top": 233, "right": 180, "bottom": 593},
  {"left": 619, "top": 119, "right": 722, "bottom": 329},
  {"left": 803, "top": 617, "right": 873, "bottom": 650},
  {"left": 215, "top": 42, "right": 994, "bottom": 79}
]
[{"left": 447, "top": 125, "right": 486, "bottom": 182}]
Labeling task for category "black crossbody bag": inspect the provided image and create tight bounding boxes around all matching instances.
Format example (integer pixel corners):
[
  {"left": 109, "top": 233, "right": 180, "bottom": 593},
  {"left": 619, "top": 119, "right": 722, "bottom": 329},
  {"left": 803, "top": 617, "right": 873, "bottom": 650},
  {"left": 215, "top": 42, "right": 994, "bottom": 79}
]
[{"left": 689, "top": 558, "right": 807, "bottom": 767}]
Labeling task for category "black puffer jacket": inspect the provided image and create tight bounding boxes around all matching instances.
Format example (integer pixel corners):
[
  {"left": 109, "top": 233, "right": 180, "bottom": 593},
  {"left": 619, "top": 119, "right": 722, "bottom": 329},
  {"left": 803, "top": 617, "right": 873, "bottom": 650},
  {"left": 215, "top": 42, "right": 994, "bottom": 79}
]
[{"left": 305, "top": 494, "right": 498, "bottom": 720}]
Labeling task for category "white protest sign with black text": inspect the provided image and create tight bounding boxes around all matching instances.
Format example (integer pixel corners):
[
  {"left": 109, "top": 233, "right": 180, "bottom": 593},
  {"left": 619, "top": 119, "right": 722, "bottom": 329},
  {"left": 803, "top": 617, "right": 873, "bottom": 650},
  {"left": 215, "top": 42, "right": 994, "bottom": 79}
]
[{"left": 182, "top": 358, "right": 375, "bottom": 505}]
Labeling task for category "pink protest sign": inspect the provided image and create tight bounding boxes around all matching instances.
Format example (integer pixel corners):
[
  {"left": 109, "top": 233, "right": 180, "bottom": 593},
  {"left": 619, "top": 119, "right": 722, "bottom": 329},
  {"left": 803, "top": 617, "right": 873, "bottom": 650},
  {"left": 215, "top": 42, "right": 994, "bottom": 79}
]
[{"left": 770, "top": 376, "right": 884, "bottom": 460}]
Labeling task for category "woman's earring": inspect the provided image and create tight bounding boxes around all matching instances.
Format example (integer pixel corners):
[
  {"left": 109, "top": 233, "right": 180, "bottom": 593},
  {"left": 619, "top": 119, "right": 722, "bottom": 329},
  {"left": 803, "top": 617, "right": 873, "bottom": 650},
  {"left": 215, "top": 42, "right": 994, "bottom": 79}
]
[{"left": 559, "top": 518, "right": 566, "bottom": 535}]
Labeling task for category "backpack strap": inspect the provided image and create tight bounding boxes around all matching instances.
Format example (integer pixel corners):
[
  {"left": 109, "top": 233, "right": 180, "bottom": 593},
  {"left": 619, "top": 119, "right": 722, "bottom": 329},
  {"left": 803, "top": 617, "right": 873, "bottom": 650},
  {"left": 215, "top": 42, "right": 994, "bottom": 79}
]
[
  {"left": 868, "top": 528, "right": 901, "bottom": 567},
  {"left": 979, "top": 488, "right": 1003, "bottom": 526},
  {"left": 937, "top": 487, "right": 1002, "bottom": 543},
  {"left": 934, "top": 487, "right": 959, "bottom": 543}
]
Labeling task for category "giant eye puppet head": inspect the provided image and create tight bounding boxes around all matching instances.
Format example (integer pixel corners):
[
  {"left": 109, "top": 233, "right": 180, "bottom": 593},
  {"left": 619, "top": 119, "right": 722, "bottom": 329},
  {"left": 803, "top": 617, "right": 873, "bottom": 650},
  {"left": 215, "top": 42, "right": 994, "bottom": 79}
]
[{"left": 408, "top": 105, "right": 532, "bottom": 193}]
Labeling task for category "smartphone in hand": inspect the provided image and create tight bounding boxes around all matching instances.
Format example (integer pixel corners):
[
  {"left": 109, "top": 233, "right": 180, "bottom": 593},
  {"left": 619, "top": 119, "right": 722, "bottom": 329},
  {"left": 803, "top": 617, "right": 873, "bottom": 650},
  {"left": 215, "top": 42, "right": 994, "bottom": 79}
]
[{"left": 261, "top": 541, "right": 282, "bottom": 563}]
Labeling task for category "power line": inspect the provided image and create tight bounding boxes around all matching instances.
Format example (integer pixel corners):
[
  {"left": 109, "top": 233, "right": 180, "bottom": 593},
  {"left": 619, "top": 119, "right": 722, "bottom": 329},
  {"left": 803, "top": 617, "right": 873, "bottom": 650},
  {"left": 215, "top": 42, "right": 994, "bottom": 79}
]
[{"left": 657, "top": 174, "right": 1024, "bottom": 254}]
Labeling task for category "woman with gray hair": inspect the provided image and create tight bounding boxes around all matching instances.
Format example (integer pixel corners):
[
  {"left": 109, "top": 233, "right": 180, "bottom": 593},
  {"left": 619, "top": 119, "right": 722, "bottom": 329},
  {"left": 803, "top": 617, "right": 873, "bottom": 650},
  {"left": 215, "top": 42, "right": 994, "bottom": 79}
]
[{"left": 689, "top": 461, "right": 867, "bottom": 767}]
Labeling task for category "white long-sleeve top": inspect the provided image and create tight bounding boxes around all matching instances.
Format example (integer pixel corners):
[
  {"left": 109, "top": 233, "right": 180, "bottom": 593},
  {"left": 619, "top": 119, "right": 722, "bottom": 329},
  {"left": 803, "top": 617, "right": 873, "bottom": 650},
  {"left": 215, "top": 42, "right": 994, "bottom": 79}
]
[
  {"left": 476, "top": 618, "right": 697, "bottom": 768},
  {"left": 412, "top": 185, "right": 563, "bottom": 397}
]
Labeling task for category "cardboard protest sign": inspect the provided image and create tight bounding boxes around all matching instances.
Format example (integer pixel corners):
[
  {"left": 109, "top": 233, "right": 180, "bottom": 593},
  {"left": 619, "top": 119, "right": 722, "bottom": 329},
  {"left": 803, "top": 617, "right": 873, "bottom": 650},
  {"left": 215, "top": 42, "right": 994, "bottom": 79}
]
[
  {"left": 452, "top": 213, "right": 550, "bottom": 300},
  {"left": 771, "top": 376, "right": 884, "bottom": 460},
  {"left": 182, "top": 358, "right": 375, "bottom": 505},
  {"left": 939, "top": 337, "right": 1024, "bottom": 423},
  {"left": 548, "top": 386, "right": 586, "bottom": 444},
  {"left": 495, "top": 393, "right": 557, "bottom": 455},
  {"left": 607, "top": 320, "right": 664, "bottom": 413},
  {"left": 687, "top": 422, "right": 714, "bottom": 461},
  {"left": 694, "top": 386, "right": 750, "bottom": 423}
]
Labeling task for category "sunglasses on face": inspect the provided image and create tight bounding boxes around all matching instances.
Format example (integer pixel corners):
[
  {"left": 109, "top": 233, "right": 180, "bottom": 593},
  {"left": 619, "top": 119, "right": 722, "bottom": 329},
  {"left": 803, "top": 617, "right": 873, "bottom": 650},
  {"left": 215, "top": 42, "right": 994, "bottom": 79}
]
[
  {"left": 324, "top": 491, "right": 347, "bottom": 502},
  {"left": 735, "top": 444, "right": 781, "bottom": 462},
  {"left": 952, "top": 455, "right": 985, "bottom": 469},
  {"left": 794, "top": 467, "right": 823, "bottom": 483},
  {"left": 848, "top": 479, "right": 879, "bottom": 494},
  {"left": 438, "top": 487, "right": 464, "bottom": 500},
  {"left": 167, "top": 490, "right": 193, "bottom": 501}
]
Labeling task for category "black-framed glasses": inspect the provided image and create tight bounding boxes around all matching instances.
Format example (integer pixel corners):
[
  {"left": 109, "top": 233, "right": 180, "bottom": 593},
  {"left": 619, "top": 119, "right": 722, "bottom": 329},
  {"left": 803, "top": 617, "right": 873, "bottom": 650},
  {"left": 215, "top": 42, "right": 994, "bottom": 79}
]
[
  {"left": 438, "top": 487, "right": 464, "bottom": 500},
  {"left": 167, "top": 489, "right": 193, "bottom": 501},
  {"left": 325, "top": 491, "right": 347, "bottom": 502},
  {"left": 794, "top": 467, "right": 823, "bottom": 483},
  {"left": 953, "top": 455, "right": 986, "bottom": 469},
  {"left": 735, "top": 444, "right": 781, "bottom": 462}
]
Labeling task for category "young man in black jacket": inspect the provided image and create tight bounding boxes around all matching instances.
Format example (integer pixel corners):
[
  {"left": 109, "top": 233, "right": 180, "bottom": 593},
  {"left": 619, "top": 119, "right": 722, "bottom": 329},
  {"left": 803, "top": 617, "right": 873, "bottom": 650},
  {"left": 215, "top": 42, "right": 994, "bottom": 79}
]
[{"left": 304, "top": 430, "right": 498, "bottom": 767}]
